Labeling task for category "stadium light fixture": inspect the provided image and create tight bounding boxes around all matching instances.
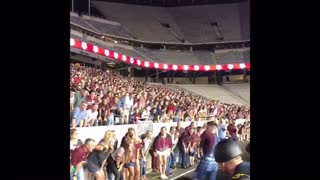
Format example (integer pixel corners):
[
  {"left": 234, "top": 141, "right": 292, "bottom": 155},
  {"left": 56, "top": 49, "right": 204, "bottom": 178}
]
[
  {"left": 114, "top": 40, "right": 118, "bottom": 44},
  {"left": 104, "top": 49, "right": 110, "bottom": 56},
  {"left": 173, "top": 65, "right": 178, "bottom": 70},
  {"left": 194, "top": 65, "right": 199, "bottom": 71},
  {"left": 70, "top": 38, "right": 75, "bottom": 46},
  {"left": 122, "top": 55, "right": 127, "bottom": 61},
  {"left": 216, "top": 65, "right": 222, "bottom": 70},
  {"left": 240, "top": 63, "right": 246, "bottom": 69},
  {"left": 114, "top": 52, "right": 119, "bottom": 59},
  {"left": 205, "top": 65, "right": 210, "bottom": 71},
  {"left": 81, "top": 42, "right": 87, "bottom": 50},
  {"left": 183, "top": 65, "right": 189, "bottom": 71},
  {"left": 93, "top": 46, "right": 98, "bottom": 53}
]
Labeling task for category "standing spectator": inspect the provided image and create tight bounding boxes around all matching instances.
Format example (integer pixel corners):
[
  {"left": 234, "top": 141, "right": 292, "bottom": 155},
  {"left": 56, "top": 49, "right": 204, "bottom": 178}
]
[
  {"left": 71, "top": 102, "right": 88, "bottom": 128},
  {"left": 169, "top": 126, "right": 178, "bottom": 169},
  {"left": 86, "top": 103, "right": 99, "bottom": 127},
  {"left": 70, "top": 129, "right": 83, "bottom": 155},
  {"left": 178, "top": 127, "right": 192, "bottom": 169},
  {"left": 228, "top": 121, "right": 239, "bottom": 142},
  {"left": 153, "top": 127, "right": 172, "bottom": 179},
  {"left": 218, "top": 118, "right": 227, "bottom": 141},
  {"left": 106, "top": 146, "right": 125, "bottom": 180},
  {"left": 106, "top": 110, "right": 115, "bottom": 126},
  {"left": 70, "top": 138, "right": 95, "bottom": 180},
  {"left": 140, "top": 130, "right": 153, "bottom": 180},
  {"left": 123, "top": 139, "right": 136, "bottom": 180},
  {"left": 189, "top": 127, "right": 199, "bottom": 167},
  {"left": 74, "top": 89, "right": 88, "bottom": 109},
  {"left": 70, "top": 129, "right": 83, "bottom": 173},
  {"left": 194, "top": 121, "right": 219, "bottom": 180},
  {"left": 70, "top": 89, "right": 76, "bottom": 118},
  {"left": 98, "top": 98, "right": 110, "bottom": 126},
  {"left": 86, "top": 90, "right": 97, "bottom": 109},
  {"left": 87, "top": 134, "right": 115, "bottom": 180}
]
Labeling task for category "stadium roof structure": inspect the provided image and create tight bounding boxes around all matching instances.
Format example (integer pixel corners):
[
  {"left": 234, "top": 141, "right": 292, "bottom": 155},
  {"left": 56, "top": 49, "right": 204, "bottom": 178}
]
[{"left": 93, "top": 0, "right": 247, "bottom": 7}]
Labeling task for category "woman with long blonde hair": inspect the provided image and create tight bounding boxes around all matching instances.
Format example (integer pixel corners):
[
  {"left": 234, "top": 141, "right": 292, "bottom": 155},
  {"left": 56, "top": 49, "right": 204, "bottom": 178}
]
[
  {"left": 86, "top": 130, "right": 116, "bottom": 180},
  {"left": 123, "top": 139, "right": 136, "bottom": 180}
]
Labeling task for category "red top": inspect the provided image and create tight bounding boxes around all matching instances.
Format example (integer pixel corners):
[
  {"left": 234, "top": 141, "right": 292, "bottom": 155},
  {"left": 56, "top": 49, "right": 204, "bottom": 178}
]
[
  {"left": 71, "top": 145, "right": 89, "bottom": 166},
  {"left": 154, "top": 135, "right": 172, "bottom": 152}
]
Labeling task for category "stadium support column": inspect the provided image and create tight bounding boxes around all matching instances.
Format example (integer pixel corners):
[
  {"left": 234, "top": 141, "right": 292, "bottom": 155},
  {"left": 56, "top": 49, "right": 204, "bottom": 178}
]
[
  {"left": 88, "top": 0, "right": 91, "bottom": 16},
  {"left": 167, "top": 71, "right": 170, "bottom": 84},
  {"left": 156, "top": 69, "right": 159, "bottom": 83},
  {"left": 128, "top": 67, "right": 134, "bottom": 77},
  {"left": 217, "top": 70, "right": 223, "bottom": 85},
  {"left": 213, "top": 71, "right": 217, "bottom": 84},
  {"left": 145, "top": 69, "right": 149, "bottom": 82},
  {"left": 171, "top": 71, "right": 175, "bottom": 84},
  {"left": 72, "top": 0, "right": 74, "bottom": 12}
]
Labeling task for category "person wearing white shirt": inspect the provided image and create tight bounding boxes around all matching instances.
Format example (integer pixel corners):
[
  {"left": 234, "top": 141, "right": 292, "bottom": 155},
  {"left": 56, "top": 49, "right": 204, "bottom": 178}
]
[
  {"left": 169, "top": 127, "right": 179, "bottom": 169},
  {"left": 86, "top": 104, "right": 99, "bottom": 126}
]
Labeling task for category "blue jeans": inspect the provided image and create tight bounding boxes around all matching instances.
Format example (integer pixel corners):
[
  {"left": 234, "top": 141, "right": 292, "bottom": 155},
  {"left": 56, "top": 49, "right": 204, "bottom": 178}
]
[
  {"left": 194, "top": 169, "right": 218, "bottom": 180},
  {"left": 195, "top": 162, "right": 218, "bottom": 180},
  {"left": 180, "top": 146, "right": 189, "bottom": 168},
  {"left": 231, "top": 135, "right": 239, "bottom": 143},
  {"left": 107, "top": 114, "right": 114, "bottom": 125},
  {"left": 70, "top": 167, "right": 84, "bottom": 180},
  {"left": 166, "top": 155, "right": 172, "bottom": 176},
  {"left": 171, "top": 146, "right": 179, "bottom": 167},
  {"left": 140, "top": 160, "right": 146, "bottom": 177},
  {"left": 91, "top": 119, "right": 99, "bottom": 126},
  {"left": 70, "top": 112, "right": 73, "bottom": 124}
]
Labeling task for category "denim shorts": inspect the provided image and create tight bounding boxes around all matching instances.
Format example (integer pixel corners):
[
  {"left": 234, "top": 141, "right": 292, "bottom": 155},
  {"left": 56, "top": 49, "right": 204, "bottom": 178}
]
[
  {"left": 86, "top": 162, "right": 100, "bottom": 173},
  {"left": 189, "top": 151, "right": 197, "bottom": 157},
  {"left": 124, "top": 162, "right": 136, "bottom": 168}
]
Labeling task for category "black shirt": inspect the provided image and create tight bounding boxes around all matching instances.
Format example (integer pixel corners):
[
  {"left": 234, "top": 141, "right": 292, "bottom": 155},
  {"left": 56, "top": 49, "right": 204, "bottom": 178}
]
[
  {"left": 232, "top": 161, "right": 250, "bottom": 180},
  {"left": 87, "top": 148, "right": 113, "bottom": 167}
]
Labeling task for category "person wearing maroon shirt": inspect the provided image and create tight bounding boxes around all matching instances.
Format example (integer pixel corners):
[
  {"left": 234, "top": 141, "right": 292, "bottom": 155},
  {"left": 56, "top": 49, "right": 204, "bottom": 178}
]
[
  {"left": 86, "top": 90, "right": 97, "bottom": 109},
  {"left": 98, "top": 98, "right": 110, "bottom": 126},
  {"left": 132, "top": 108, "right": 141, "bottom": 124},
  {"left": 194, "top": 121, "right": 219, "bottom": 180},
  {"left": 189, "top": 128, "right": 200, "bottom": 167},
  {"left": 185, "top": 122, "right": 195, "bottom": 132},
  {"left": 178, "top": 127, "right": 193, "bottom": 169},
  {"left": 71, "top": 138, "right": 95, "bottom": 180},
  {"left": 153, "top": 127, "right": 172, "bottom": 180},
  {"left": 228, "top": 121, "right": 239, "bottom": 142},
  {"left": 73, "top": 74, "right": 81, "bottom": 85}
]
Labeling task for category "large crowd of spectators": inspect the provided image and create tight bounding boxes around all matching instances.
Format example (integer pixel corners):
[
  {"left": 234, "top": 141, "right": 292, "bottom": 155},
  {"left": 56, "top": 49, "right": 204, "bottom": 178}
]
[
  {"left": 70, "top": 63, "right": 250, "bottom": 180},
  {"left": 70, "top": 64, "right": 250, "bottom": 129}
]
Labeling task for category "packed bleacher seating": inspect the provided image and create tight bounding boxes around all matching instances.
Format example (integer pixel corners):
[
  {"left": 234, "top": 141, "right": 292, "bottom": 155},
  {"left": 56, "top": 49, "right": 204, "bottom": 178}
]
[
  {"left": 70, "top": 64, "right": 250, "bottom": 127},
  {"left": 70, "top": 64, "right": 250, "bottom": 180},
  {"left": 70, "top": 1, "right": 250, "bottom": 179}
]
